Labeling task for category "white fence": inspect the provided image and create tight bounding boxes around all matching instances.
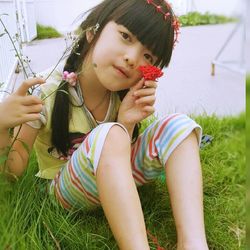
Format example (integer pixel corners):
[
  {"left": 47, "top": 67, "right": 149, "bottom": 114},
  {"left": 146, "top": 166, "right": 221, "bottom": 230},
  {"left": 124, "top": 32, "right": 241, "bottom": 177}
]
[
  {"left": 17, "top": 0, "right": 37, "bottom": 42},
  {"left": 0, "top": 0, "right": 36, "bottom": 100},
  {"left": 0, "top": 0, "right": 18, "bottom": 98},
  {"left": 34, "top": 0, "right": 103, "bottom": 33}
]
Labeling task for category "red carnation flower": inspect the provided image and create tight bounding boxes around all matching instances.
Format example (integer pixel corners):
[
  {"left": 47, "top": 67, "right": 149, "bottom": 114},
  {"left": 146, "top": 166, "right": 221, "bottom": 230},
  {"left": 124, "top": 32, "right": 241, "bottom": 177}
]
[{"left": 138, "top": 65, "right": 164, "bottom": 81}]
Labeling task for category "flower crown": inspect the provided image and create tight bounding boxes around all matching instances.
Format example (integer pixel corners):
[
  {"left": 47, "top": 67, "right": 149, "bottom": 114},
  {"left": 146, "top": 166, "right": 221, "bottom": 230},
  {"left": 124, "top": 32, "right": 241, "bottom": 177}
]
[{"left": 146, "top": 0, "right": 180, "bottom": 47}]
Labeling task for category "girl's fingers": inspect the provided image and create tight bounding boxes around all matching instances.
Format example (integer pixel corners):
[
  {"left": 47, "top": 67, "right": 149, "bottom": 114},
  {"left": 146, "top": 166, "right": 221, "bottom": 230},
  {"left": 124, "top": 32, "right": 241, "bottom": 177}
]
[
  {"left": 24, "top": 104, "right": 43, "bottom": 114},
  {"left": 22, "top": 113, "right": 41, "bottom": 123},
  {"left": 144, "top": 80, "right": 157, "bottom": 88},
  {"left": 135, "top": 95, "right": 156, "bottom": 105},
  {"left": 16, "top": 78, "right": 45, "bottom": 96},
  {"left": 130, "top": 78, "right": 145, "bottom": 91},
  {"left": 143, "top": 106, "right": 155, "bottom": 113},
  {"left": 9, "top": 113, "right": 40, "bottom": 128},
  {"left": 21, "top": 95, "right": 43, "bottom": 105},
  {"left": 133, "top": 88, "right": 155, "bottom": 97}
]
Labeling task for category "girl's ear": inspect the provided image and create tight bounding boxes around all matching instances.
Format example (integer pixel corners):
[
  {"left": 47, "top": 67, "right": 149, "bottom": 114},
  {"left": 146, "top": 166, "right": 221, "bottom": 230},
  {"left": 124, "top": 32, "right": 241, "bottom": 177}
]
[{"left": 86, "top": 30, "right": 94, "bottom": 43}]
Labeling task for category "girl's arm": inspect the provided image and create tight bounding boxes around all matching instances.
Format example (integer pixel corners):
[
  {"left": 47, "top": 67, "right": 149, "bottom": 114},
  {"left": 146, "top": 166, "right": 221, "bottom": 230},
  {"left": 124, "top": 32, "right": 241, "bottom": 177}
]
[
  {"left": 0, "top": 78, "right": 45, "bottom": 176},
  {"left": 6, "top": 124, "right": 39, "bottom": 177}
]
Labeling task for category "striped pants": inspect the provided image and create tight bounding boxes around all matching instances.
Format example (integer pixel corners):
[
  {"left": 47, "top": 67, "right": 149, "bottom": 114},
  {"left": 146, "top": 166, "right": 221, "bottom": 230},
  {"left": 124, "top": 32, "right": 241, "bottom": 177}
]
[{"left": 49, "top": 113, "right": 202, "bottom": 210}]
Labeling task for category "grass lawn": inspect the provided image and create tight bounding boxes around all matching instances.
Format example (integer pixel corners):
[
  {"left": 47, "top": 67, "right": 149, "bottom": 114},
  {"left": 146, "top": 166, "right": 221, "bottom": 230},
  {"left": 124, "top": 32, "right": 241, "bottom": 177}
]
[
  {"left": 36, "top": 24, "right": 62, "bottom": 40},
  {"left": 179, "top": 12, "right": 237, "bottom": 27},
  {"left": 246, "top": 76, "right": 250, "bottom": 249},
  {"left": 0, "top": 113, "right": 245, "bottom": 249}
]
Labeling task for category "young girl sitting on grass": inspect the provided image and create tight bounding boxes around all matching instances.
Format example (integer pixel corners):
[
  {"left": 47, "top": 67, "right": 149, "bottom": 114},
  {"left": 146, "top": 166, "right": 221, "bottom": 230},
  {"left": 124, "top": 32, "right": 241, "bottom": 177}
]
[{"left": 0, "top": 0, "right": 209, "bottom": 249}]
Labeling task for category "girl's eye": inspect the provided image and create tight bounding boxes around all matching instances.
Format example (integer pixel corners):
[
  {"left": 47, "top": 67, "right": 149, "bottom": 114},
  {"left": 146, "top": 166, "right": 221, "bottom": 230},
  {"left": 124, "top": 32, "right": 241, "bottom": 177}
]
[
  {"left": 120, "top": 32, "right": 131, "bottom": 42},
  {"left": 144, "top": 54, "right": 154, "bottom": 64}
]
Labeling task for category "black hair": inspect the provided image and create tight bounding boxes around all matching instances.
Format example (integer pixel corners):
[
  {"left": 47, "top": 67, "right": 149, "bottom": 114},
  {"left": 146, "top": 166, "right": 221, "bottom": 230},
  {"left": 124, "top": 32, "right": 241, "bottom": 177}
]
[{"left": 51, "top": 0, "right": 177, "bottom": 155}]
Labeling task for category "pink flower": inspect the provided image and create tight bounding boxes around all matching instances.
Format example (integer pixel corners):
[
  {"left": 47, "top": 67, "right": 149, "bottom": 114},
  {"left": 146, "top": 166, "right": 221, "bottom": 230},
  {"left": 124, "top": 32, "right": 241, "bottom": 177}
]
[
  {"left": 138, "top": 65, "right": 164, "bottom": 81},
  {"left": 62, "top": 71, "right": 78, "bottom": 86}
]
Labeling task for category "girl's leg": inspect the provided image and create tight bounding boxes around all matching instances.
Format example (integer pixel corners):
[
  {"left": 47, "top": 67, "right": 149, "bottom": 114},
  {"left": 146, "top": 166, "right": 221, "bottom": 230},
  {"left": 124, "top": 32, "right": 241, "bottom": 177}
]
[
  {"left": 96, "top": 125, "right": 149, "bottom": 250},
  {"left": 165, "top": 131, "right": 209, "bottom": 250}
]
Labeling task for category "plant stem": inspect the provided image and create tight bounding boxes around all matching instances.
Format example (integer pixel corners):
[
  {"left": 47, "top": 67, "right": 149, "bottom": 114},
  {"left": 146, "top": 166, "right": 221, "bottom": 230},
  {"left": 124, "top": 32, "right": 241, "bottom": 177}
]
[
  {"left": 2, "top": 125, "right": 22, "bottom": 175},
  {"left": 0, "top": 18, "right": 28, "bottom": 79}
]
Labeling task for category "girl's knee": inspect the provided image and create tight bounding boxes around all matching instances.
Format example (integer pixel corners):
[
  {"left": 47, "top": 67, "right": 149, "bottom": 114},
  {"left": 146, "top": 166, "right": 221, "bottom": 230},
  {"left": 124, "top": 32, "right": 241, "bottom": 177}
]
[
  {"left": 104, "top": 124, "right": 131, "bottom": 149},
  {"left": 97, "top": 124, "right": 131, "bottom": 171},
  {"left": 181, "top": 130, "right": 200, "bottom": 147},
  {"left": 77, "top": 123, "right": 130, "bottom": 159},
  {"left": 143, "top": 113, "right": 201, "bottom": 159}
]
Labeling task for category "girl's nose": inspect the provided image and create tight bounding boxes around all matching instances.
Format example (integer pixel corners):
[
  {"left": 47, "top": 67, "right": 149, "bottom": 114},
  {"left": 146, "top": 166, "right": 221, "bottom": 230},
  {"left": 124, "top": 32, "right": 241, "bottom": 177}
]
[
  {"left": 123, "top": 50, "right": 140, "bottom": 68},
  {"left": 124, "top": 55, "right": 135, "bottom": 68}
]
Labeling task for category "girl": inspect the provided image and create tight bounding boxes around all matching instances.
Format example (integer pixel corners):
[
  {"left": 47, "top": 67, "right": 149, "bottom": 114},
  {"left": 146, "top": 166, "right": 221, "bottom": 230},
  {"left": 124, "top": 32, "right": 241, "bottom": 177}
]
[{"left": 1, "top": 0, "right": 209, "bottom": 249}]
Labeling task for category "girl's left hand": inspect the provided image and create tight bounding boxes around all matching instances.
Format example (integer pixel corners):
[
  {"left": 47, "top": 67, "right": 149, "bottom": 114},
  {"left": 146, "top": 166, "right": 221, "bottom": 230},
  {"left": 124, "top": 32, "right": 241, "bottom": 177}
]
[{"left": 117, "top": 78, "right": 157, "bottom": 126}]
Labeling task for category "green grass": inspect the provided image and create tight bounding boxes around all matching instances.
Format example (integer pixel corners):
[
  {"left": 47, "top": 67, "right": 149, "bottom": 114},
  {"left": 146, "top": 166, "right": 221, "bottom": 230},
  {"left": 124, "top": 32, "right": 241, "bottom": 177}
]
[
  {"left": 0, "top": 113, "right": 245, "bottom": 249},
  {"left": 180, "top": 12, "right": 237, "bottom": 27},
  {"left": 36, "top": 24, "right": 61, "bottom": 40},
  {"left": 246, "top": 76, "right": 250, "bottom": 249}
]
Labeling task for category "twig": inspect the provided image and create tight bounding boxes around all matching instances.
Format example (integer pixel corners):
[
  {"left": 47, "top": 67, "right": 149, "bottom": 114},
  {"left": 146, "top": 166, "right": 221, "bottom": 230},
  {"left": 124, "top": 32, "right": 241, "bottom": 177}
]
[
  {"left": 2, "top": 125, "right": 22, "bottom": 175},
  {"left": 43, "top": 221, "right": 61, "bottom": 250},
  {"left": 0, "top": 90, "right": 11, "bottom": 96},
  {"left": 0, "top": 17, "right": 28, "bottom": 79}
]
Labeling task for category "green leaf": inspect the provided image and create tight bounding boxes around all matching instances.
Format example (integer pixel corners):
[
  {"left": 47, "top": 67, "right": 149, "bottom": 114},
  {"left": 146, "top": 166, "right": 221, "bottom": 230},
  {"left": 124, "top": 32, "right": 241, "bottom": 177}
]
[
  {"left": 16, "top": 139, "right": 30, "bottom": 155},
  {"left": 0, "top": 33, "right": 6, "bottom": 38},
  {"left": 0, "top": 155, "right": 8, "bottom": 165}
]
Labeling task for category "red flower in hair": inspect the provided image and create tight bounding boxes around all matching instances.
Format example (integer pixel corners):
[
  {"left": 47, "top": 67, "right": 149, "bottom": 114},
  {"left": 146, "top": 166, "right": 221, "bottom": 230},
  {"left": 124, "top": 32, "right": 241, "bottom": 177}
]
[{"left": 138, "top": 65, "right": 164, "bottom": 81}]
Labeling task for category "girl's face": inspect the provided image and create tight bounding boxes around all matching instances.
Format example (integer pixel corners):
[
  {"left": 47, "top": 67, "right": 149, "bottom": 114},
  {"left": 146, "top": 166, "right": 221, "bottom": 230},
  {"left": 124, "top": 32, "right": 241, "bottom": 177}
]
[{"left": 89, "top": 21, "right": 158, "bottom": 91}]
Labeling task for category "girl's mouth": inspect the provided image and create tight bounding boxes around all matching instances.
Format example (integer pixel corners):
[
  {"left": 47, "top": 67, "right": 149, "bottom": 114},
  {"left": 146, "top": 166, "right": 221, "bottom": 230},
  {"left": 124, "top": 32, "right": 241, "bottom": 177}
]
[{"left": 113, "top": 66, "right": 129, "bottom": 78}]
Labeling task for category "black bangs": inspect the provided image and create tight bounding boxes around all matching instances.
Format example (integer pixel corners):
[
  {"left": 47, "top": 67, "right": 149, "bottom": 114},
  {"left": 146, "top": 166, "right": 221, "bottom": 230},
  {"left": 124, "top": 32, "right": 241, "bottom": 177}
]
[{"left": 109, "top": 0, "right": 175, "bottom": 68}]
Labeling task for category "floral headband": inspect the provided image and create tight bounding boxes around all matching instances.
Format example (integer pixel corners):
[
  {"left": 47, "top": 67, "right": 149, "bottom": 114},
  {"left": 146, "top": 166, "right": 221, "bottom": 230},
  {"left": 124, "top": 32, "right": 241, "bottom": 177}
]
[
  {"left": 146, "top": 0, "right": 180, "bottom": 46},
  {"left": 88, "top": 2, "right": 180, "bottom": 47}
]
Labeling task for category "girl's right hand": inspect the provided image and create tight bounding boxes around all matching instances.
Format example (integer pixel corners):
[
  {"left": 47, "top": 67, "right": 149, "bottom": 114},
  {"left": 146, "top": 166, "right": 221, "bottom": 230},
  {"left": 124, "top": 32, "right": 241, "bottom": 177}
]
[
  {"left": 117, "top": 78, "right": 157, "bottom": 126},
  {"left": 0, "top": 78, "right": 45, "bottom": 132}
]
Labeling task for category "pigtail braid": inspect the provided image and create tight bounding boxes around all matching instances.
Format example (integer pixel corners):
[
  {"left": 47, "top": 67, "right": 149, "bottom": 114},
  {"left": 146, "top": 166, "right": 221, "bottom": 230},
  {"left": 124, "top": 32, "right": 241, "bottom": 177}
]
[
  {"left": 51, "top": 35, "right": 89, "bottom": 156},
  {"left": 51, "top": 83, "right": 70, "bottom": 156}
]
